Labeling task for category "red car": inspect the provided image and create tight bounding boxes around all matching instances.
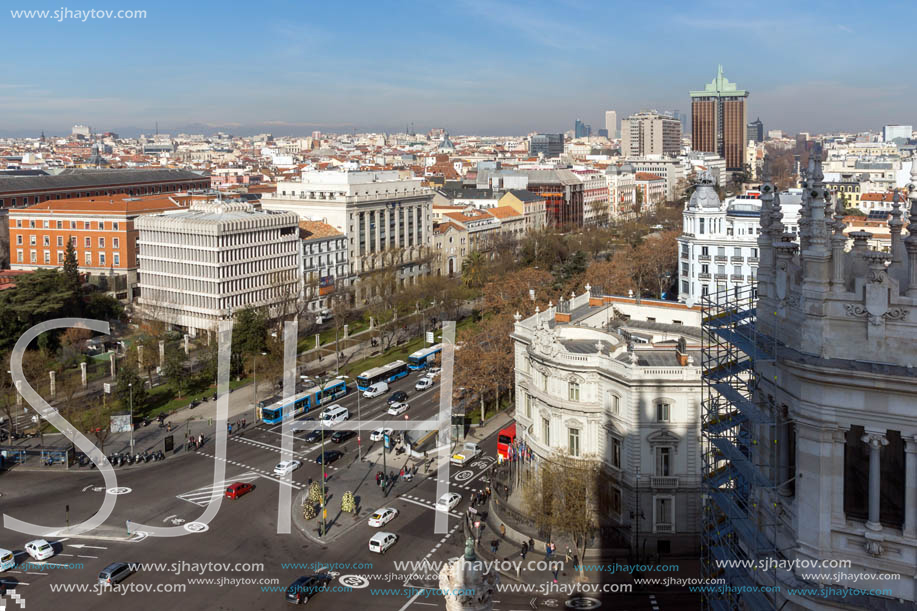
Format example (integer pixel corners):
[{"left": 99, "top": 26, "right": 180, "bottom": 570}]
[{"left": 225, "top": 482, "right": 254, "bottom": 499}]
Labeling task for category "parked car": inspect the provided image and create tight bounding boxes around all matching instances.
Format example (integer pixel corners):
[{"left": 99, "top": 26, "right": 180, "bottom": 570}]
[
  {"left": 387, "top": 402, "right": 409, "bottom": 416},
  {"left": 285, "top": 574, "right": 330, "bottom": 605},
  {"left": 368, "top": 532, "right": 398, "bottom": 554},
  {"left": 330, "top": 430, "right": 356, "bottom": 444},
  {"left": 436, "top": 492, "right": 462, "bottom": 512},
  {"left": 369, "top": 428, "right": 394, "bottom": 442},
  {"left": 273, "top": 460, "right": 302, "bottom": 476},
  {"left": 98, "top": 562, "right": 135, "bottom": 586},
  {"left": 387, "top": 391, "right": 408, "bottom": 405},
  {"left": 315, "top": 450, "right": 343, "bottom": 465},
  {"left": 24, "top": 539, "right": 54, "bottom": 561},
  {"left": 415, "top": 377, "right": 434, "bottom": 391},
  {"left": 367, "top": 507, "right": 398, "bottom": 528},
  {"left": 225, "top": 482, "right": 254, "bottom": 499}
]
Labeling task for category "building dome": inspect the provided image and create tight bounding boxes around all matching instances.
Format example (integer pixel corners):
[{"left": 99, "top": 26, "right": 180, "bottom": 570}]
[
  {"left": 438, "top": 132, "right": 455, "bottom": 152},
  {"left": 687, "top": 170, "right": 720, "bottom": 209}
]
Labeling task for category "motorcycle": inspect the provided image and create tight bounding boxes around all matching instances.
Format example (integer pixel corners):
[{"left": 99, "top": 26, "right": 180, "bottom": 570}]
[{"left": 156, "top": 450, "right": 165, "bottom": 461}]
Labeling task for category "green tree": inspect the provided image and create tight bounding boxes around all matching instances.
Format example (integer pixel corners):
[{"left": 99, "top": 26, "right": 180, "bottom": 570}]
[
  {"left": 308, "top": 481, "right": 324, "bottom": 505},
  {"left": 115, "top": 362, "right": 147, "bottom": 413},
  {"left": 162, "top": 345, "right": 190, "bottom": 398},
  {"left": 341, "top": 491, "right": 356, "bottom": 514},
  {"left": 302, "top": 503, "right": 317, "bottom": 520},
  {"left": 231, "top": 307, "right": 268, "bottom": 377},
  {"left": 62, "top": 239, "right": 80, "bottom": 294},
  {"left": 461, "top": 251, "right": 487, "bottom": 289}
]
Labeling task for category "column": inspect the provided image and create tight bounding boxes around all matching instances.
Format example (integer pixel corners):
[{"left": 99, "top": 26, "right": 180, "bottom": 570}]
[
  {"left": 159, "top": 340, "right": 165, "bottom": 368},
  {"left": 137, "top": 345, "right": 144, "bottom": 369},
  {"left": 110, "top": 353, "right": 117, "bottom": 378},
  {"left": 315, "top": 334, "right": 320, "bottom": 351},
  {"left": 15, "top": 380, "right": 22, "bottom": 407},
  {"left": 380, "top": 207, "right": 388, "bottom": 251},
  {"left": 183, "top": 334, "right": 190, "bottom": 355},
  {"left": 343, "top": 324, "right": 349, "bottom": 339},
  {"left": 831, "top": 428, "right": 847, "bottom": 528},
  {"left": 394, "top": 206, "right": 401, "bottom": 248},
  {"left": 374, "top": 207, "right": 381, "bottom": 259},
  {"left": 777, "top": 406, "right": 791, "bottom": 496},
  {"left": 49, "top": 371, "right": 56, "bottom": 399},
  {"left": 81, "top": 362, "right": 88, "bottom": 387},
  {"left": 904, "top": 436, "right": 917, "bottom": 538},
  {"left": 862, "top": 431, "right": 888, "bottom": 531}
]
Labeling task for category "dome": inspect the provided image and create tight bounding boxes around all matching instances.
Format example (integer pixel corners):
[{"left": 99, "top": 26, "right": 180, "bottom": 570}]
[{"left": 688, "top": 170, "right": 720, "bottom": 209}]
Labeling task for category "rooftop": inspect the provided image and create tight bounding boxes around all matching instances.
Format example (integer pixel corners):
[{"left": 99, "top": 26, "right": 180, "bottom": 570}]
[
  {"left": 0, "top": 168, "right": 206, "bottom": 194},
  {"left": 11, "top": 193, "right": 189, "bottom": 216}
]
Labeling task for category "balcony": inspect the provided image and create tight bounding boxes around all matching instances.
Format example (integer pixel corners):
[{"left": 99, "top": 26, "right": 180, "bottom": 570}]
[
  {"left": 731, "top": 274, "right": 745, "bottom": 282},
  {"left": 714, "top": 273, "right": 728, "bottom": 280},
  {"left": 698, "top": 273, "right": 711, "bottom": 280},
  {"left": 714, "top": 255, "right": 728, "bottom": 263},
  {"left": 651, "top": 476, "right": 678, "bottom": 489},
  {"left": 730, "top": 256, "right": 744, "bottom": 263},
  {"left": 654, "top": 522, "right": 674, "bottom": 534},
  {"left": 698, "top": 255, "right": 711, "bottom": 262},
  {"left": 747, "top": 256, "right": 759, "bottom": 263}
]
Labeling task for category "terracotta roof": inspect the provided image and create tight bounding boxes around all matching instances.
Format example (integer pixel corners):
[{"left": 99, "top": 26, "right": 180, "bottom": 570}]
[
  {"left": 434, "top": 222, "right": 465, "bottom": 234},
  {"left": 10, "top": 193, "right": 188, "bottom": 216},
  {"left": 298, "top": 220, "right": 343, "bottom": 240},
  {"left": 635, "top": 172, "right": 665, "bottom": 181},
  {"left": 860, "top": 192, "right": 895, "bottom": 202},
  {"left": 487, "top": 206, "right": 522, "bottom": 219}
]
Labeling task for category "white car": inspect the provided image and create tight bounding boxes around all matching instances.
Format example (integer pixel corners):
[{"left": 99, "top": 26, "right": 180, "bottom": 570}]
[
  {"left": 387, "top": 402, "right": 409, "bottom": 416},
  {"left": 367, "top": 507, "right": 398, "bottom": 528},
  {"left": 426, "top": 367, "right": 442, "bottom": 379},
  {"left": 24, "top": 539, "right": 54, "bottom": 561},
  {"left": 368, "top": 532, "right": 398, "bottom": 554},
  {"left": 415, "top": 377, "right": 433, "bottom": 391},
  {"left": 273, "top": 460, "right": 302, "bottom": 476},
  {"left": 436, "top": 492, "right": 462, "bottom": 512},
  {"left": 370, "top": 428, "right": 394, "bottom": 442}
]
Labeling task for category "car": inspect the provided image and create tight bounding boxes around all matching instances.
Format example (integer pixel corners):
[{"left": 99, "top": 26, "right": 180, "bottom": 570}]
[
  {"left": 387, "top": 402, "right": 409, "bottom": 416},
  {"left": 225, "top": 482, "right": 255, "bottom": 499},
  {"left": 24, "top": 539, "right": 54, "bottom": 561},
  {"left": 369, "top": 428, "right": 394, "bottom": 442},
  {"left": 387, "top": 391, "right": 408, "bottom": 405},
  {"left": 315, "top": 450, "right": 343, "bottom": 465},
  {"left": 98, "top": 562, "right": 135, "bottom": 586},
  {"left": 367, "top": 507, "right": 398, "bottom": 528},
  {"left": 415, "top": 377, "right": 433, "bottom": 391},
  {"left": 368, "top": 531, "right": 398, "bottom": 554},
  {"left": 273, "top": 460, "right": 302, "bottom": 476},
  {"left": 302, "top": 430, "right": 323, "bottom": 443},
  {"left": 436, "top": 492, "right": 462, "bottom": 512},
  {"left": 426, "top": 367, "right": 442, "bottom": 379},
  {"left": 330, "top": 430, "right": 356, "bottom": 444},
  {"left": 285, "top": 574, "right": 330, "bottom": 605}
]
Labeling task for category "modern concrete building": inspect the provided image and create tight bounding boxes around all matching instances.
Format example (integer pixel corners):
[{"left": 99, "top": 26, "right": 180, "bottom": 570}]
[
  {"left": 529, "top": 133, "right": 565, "bottom": 158},
  {"left": 883, "top": 124, "right": 912, "bottom": 143},
  {"left": 605, "top": 110, "right": 618, "bottom": 140},
  {"left": 511, "top": 290, "right": 704, "bottom": 555},
  {"left": 627, "top": 155, "right": 688, "bottom": 201},
  {"left": 136, "top": 199, "right": 301, "bottom": 333},
  {"left": 690, "top": 65, "right": 749, "bottom": 172},
  {"left": 621, "top": 111, "right": 682, "bottom": 157},
  {"left": 747, "top": 117, "right": 764, "bottom": 143}
]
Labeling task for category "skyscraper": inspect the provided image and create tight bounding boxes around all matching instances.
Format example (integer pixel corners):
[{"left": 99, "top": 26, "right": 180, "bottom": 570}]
[
  {"left": 529, "top": 133, "right": 564, "bottom": 158},
  {"left": 620, "top": 111, "right": 682, "bottom": 156},
  {"left": 690, "top": 65, "right": 749, "bottom": 171},
  {"left": 747, "top": 117, "right": 764, "bottom": 143},
  {"left": 575, "top": 119, "right": 588, "bottom": 138},
  {"left": 604, "top": 110, "right": 617, "bottom": 139}
]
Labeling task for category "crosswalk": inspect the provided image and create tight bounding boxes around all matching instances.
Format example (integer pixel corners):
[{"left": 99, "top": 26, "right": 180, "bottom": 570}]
[{"left": 177, "top": 472, "right": 260, "bottom": 507}]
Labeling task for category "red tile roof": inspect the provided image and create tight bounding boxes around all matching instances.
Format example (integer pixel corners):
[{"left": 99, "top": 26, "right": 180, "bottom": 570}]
[{"left": 635, "top": 172, "right": 665, "bottom": 181}]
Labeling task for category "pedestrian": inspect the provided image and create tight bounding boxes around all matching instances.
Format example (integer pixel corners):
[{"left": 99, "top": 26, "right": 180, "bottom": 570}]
[
  {"left": 521, "top": 541, "right": 528, "bottom": 560},
  {"left": 552, "top": 567, "right": 559, "bottom": 584},
  {"left": 528, "top": 537, "right": 535, "bottom": 553},
  {"left": 199, "top": 433, "right": 204, "bottom": 446},
  {"left": 573, "top": 554, "right": 579, "bottom": 569},
  {"left": 545, "top": 541, "right": 553, "bottom": 558},
  {"left": 400, "top": 467, "right": 404, "bottom": 478},
  {"left": 490, "top": 539, "right": 498, "bottom": 554},
  {"left": 500, "top": 523, "right": 506, "bottom": 538},
  {"left": 565, "top": 546, "right": 572, "bottom": 564},
  {"left": 550, "top": 542, "right": 556, "bottom": 557}
]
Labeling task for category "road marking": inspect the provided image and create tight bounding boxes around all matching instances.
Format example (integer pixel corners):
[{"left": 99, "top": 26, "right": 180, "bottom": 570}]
[
  {"left": 397, "top": 590, "right": 424, "bottom": 611},
  {"left": 69, "top": 544, "right": 106, "bottom": 550},
  {"left": 176, "top": 472, "right": 260, "bottom": 507},
  {"left": 76, "top": 555, "right": 97, "bottom": 559},
  {"left": 396, "top": 496, "right": 461, "bottom": 518}
]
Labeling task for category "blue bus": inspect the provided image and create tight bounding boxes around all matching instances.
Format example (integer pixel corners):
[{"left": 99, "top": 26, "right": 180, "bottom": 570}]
[
  {"left": 260, "top": 378, "right": 348, "bottom": 424},
  {"left": 407, "top": 344, "right": 442, "bottom": 370},
  {"left": 356, "top": 360, "right": 409, "bottom": 391}
]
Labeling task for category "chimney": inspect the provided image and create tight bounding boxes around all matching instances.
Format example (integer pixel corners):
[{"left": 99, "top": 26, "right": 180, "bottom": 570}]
[{"left": 675, "top": 336, "right": 688, "bottom": 366}]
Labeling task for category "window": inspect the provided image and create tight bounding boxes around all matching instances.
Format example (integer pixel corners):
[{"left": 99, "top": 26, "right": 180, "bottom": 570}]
[
  {"left": 734, "top": 247, "right": 742, "bottom": 256},
  {"left": 71, "top": 236, "right": 77, "bottom": 246},
  {"left": 113, "top": 253, "right": 120, "bottom": 266},
  {"left": 113, "top": 222, "right": 119, "bottom": 231},
  {"left": 701, "top": 285, "right": 709, "bottom": 296},
  {"left": 699, "top": 218, "right": 705, "bottom": 234},
  {"left": 701, "top": 246, "right": 708, "bottom": 256},
  {"left": 99, "top": 253, "right": 106, "bottom": 266},
  {"left": 29, "top": 220, "right": 35, "bottom": 228},
  {"left": 70, "top": 221, "right": 76, "bottom": 229},
  {"left": 656, "top": 401, "right": 670, "bottom": 422},
  {"left": 681, "top": 262, "right": 688, "bottom": 276},
  {"left": 98, "top": 237, "right": 105, "bottom": 248},
  {"left": 610, "top": 487, "right": 622, "bottom": 515},
  {"left": 16, "top": 235, "right": 22, "bottom": 245},
  {"left": 43, "top": 235, "right": 50, "bottom": 246},
  {"left": 701, "top": 263, "right": 709, "bottom": 274},
  {"left": 680, "top": 243, "right": 688, "bottom": 256},
  {"left": 29, "top": 235, "right": 36, "bottom": 246},
  {"left": 43, "top": 251, "right": 50, "bottom": 264},
  {"left": 525, "top": 393, "right": 532, "bottom": 419},
  {"left": 751, "top": 248, "right": 758, "bottom": 258},
  {"left": 541, "top": 371, "right": 548, "bottom": 392},
  {"left": 717, "top": 264, "right": 725, "bottom": 275},
  {"left": 113, "top": 237, "right": 119, "bottom": 249},
  {"left": 98, "top": 221, "right": 104, "bottom": 230},
  {"left": 30, "top": 251, "right": 37, "bottom": 263},
  {"left": 15, "top": 219, "right": 21, "bottom": 228},
  {"left": 85, "top": 252, "right": 92, "bottom": 265},
  {"left": 568, "top": 428, "right": 580, "bottom": 457},
  {"left": 607, "top": 392, "right": 620, "bottom": 415},
  {"left": 610, "top": 436, "right": 621, "bottom": 468},
  {"left": 654, "top": 497, "right": 673, "bottom": 532},
  {"left": 57, "top": 251, "right": 63, "bottom": 263},
  {"left": 656, "top": 447, "right": 671, "bottom": 476},
  {"left": 56, "top": 236, "right": 63, "bottom": 246},
  {"left": 84, "top": 237, "right": 91, "bottom": 248},
  {"left": 734, "top": 265, "right": 742, "bottom": 277},
  {"left": 16, "top": 249, "right": 23, "bottom": 263},
  {"left": 542, "top": 417, "right": 550, "bottom": 446},
  {"left": 568, "top": 381, "right": 580, "bottom": 401},
  {"left": 717, "top": 246, "right": 725, "bottom": 256},
  {"left": 56, "top": 220, "right": 62, "bottom": 229},
  {"left": 84, "top": 222, "right": 90, "bottom": 230}
]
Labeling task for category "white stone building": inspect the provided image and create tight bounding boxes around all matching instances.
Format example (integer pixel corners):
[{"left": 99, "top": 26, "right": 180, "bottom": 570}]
[
  {"left": 604, "top": 164, "right": 637, "bottom": 219},
  {"left": 136, "top": 199, "right": 301, "bottom": 333},
  {"left": 677, "top": 171, "right": 802, "bottom": 304},
  {"left": 511, "top": 290, "right": 704, "bottom": 554},
  {"left": 626, "top": 155, "right": 688, "bottom": 201},
  {"left": 261, "top": 170, "right": 434, "bottom": 302}
]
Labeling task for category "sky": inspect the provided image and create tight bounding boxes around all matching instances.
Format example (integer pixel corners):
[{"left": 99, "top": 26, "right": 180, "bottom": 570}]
[{"left": 1, "top": 0, "right": 913, "bottom": 137}]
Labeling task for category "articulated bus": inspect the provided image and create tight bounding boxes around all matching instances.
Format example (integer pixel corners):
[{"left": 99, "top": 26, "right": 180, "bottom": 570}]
[
  {"left": 259, "top": 378, "right": 348, "bottom": 424},
  {"left": 496, "top": 422, "right": 516, "bottom": 461},
  {"left": 407, "top": 343, "right": 442, "bottom": 370},
  {"left": 355, "top": 360, "right": 409, "bottom": 391}
]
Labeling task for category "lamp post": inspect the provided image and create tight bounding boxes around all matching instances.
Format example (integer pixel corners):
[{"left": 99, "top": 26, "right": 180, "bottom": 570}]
[
  {"left": 340, "top": 375, "right": 362, "bottom": 461},
  {"left": 129, "top": 382, "right": 134, "bottom": 453}
]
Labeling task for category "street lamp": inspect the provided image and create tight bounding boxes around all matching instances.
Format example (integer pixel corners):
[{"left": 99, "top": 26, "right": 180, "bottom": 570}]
[
  {"left": 339, "top": 375, "right": 362, "bottom": 461},
  {"left": 129, "top": 382, "right": 134, "bottom": 453}
]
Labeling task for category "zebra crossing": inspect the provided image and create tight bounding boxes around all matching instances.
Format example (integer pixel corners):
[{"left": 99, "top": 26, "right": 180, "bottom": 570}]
[{"left": 177, "top": 472, "right": 261, "bottom": 507}]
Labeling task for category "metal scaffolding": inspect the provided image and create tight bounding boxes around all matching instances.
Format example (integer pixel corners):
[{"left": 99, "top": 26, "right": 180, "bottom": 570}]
[{"left": 700, "top": 284, "right": 779, "bottom": 611}]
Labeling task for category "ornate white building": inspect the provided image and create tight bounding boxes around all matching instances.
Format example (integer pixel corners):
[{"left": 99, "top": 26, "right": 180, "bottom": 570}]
[{"left": 511, "top": 290, "right": 704, "bottom": 554}]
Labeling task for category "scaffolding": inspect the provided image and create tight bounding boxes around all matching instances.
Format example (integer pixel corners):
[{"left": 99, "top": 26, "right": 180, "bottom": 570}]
[{"left": 701, "top": 284, "right": 779, "bottom": 611}]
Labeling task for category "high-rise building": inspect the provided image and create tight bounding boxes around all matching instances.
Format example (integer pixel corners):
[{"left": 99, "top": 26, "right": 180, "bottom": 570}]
[
  {"left": 690, "top": 65, "right": 749, "bottom": 171},
  {"left": 621, "top": 111, "right": 682, "bottom": 157},
  {"left": 604, "top": 110, "right": 617, "bottom": 139},
  {"left": 883, "top": 124, "right": 913, "bottom": 143},
  {"left": 529, "top": 133, "right": 564, "bottom": 158},
  {"left": 575, "top": 119, "right": 590, "bottom": 139},
  {"left": 747, "top": 117, "right": 764, "bottom": 143}
]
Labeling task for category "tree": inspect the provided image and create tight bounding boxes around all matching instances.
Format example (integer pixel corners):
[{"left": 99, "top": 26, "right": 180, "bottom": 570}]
[
  {"left": 162, "top": 345, "right": 190, "bottom": 398},
  {"left": 62, "top": 239, "right": 80, "bottom": 294},
  {"left": 302, "top": 503, "right": 317, "bottom": 520},
  {"left": 115, "top": 362, "right": 146, "bottom": 413},
  {"left": 634, "top": 187, "right": 644, "bottom": 215},
  {"left": 78, "top": 402, "right": 114, "bottom": 455},
  {"left": 341, "top": 490, "right": 356, "bottom": 514},
  {"left": 232, "top": 307, "right": 268, "bottom": 378},
  {"left": 308, "top": 481, "right": 324, "bottom": 505},
  {"left": 461, "top": 251, "right": 487, "bottom": 289}
]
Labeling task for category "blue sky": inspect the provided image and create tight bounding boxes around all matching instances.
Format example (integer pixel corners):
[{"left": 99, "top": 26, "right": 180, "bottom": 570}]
[{"left": 1, "top": 0, "right": 912, "bottom": 136}]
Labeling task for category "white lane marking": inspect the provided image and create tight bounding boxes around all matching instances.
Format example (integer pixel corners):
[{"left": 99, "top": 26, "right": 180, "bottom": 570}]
[{"left": 176, "top": 472, "right": 261, "bottom": 507}]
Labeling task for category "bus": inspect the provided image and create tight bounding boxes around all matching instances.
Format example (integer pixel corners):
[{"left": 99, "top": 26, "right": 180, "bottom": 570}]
[
  {"left": 496, "top": 422, "right": 516, "bottom": 461},
  {"left": 356, "top": 360, "right": 409, "bottom": 391},
  {"left": 407, "top": 344, "right": 442, "bottom": 370},
  {"left": 260, "top": 378, "right": 348, "bottom": 424}
]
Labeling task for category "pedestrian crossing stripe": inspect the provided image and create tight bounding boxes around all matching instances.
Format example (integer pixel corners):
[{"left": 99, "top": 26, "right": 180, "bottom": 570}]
[{"left": 177, "top": 472, "right": 260, "bottom": 507}]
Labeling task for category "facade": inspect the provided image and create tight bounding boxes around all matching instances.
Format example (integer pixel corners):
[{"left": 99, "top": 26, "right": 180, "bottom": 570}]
[
  {"left": 137, "top": 200, "right": 301, "bottom": 334},
  {"left": 512, "top": 290, "right": 704, "bottom": 554},
  {"left": 432, "top": 222, "right": 467, "bottom": 278},
  {"left": 574, "top": 119, "right": 591, "bottom": 139},
  {"left": 621, "top": 111, "right": 682, "bottom": 157},
  {"left": 529, "top": 134, "right": 564, "bottom": 158},
  {"left": 523, "top": 169, "right": 585, "bottom": 227},
  {"left": 605, "top": 110, "right": 617, "bottom": 139},
  {"left": 747, "top": 117, "right": 764, "bottom": 143},
  {"left": 883, "top": 124, "right": 912, "bottom": 143},
  {"left": 690, "top": 65, "right": 749, "bottom": 171},
  {"left": 0, "top": 168, "right": 209, "bottom": 209},
  {"left": 8, "top": 194, "right": 188, "bottom": 300},
  {"left": 676, "top": 171, "right": 802, "bottom": 304},
  {"left": 634, "top": 172, "right": 665, "bottom": 214},
  {"left": 573, "top": 170, "right": 611, "bottom": 225},
  {"left": 441, "top": 207, "right": 502, "bottom": 253},
  {"left": 498, "top": 190, "right": 547, "bottom": 233},
  {"left": 261, "top": 170, "right": 434, "bottom": 302},
  {"left": 605, "top": 164, "right": 637, "bottom": 219},
  {"left": 702, "top": 158, "right": 917, "bottom": 610},
  {"left": 627, "top": 156, "right": 688, "bottom": 201},
  {"left": 298, "top": 220, "right": 349, "bottom": 314}
]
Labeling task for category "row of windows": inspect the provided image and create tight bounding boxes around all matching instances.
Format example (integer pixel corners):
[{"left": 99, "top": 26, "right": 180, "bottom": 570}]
[
  {"left": 304, "top": 238, "right": 346, "bottom": 254},
  {"left": 140, "top": 241, "right": 298, "bottom": 264},
  {"left": 144, "top": 281, "right": 298, "bottom": 311},
  {"left": 141, "top": 257, "right": 299, "bottom": 282},
  {"left": 16, "top": 249, "right": 119, "bottom": 267},
  {"left": 16, "top": 234, "right": 120, "bottom": 249},
  {"left": 15, "top": 219, "right": 120, "bottom": 231}
]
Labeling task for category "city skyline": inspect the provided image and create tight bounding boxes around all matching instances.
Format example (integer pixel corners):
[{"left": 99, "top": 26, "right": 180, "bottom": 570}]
[{"left": 1, "top": 0, "right": 914, "bottom": 137}]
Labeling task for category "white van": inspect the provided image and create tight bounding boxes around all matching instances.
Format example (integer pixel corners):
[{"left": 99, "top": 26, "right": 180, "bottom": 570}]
[
  {"left": 368, "top": 531, "right": 397, "bottom": 554},
  {"left": 319, "top": 405, "right": 349, "bottom": 426},
  {"left": 362, "top": 381, "right": 389, "bottom": 398},
  {"left": 0, "top": 548, "right": 14, "bottom": 572}
]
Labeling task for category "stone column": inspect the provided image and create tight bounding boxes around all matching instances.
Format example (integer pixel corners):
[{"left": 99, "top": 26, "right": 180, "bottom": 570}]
[
  {"left": 315, "top": 334, "right": 320, "bottom": 351},
  {"left": 832, "top": 428, "right": 848, "bottom": 528},
  {"left": 369, "top": 317, "right": 374, "bottom": 330},
  {"left": 343, "top": 324, "right": 349, "bottom": 339},
  {"left": 137, "top": 345, "right": 144, "bottom": 369},
  {"left": 904, "top": 436, "right": 917, "bottom": 538},
  {"left": 394, "top": 206, "right": 401, "bottom": 248},
  {"left": 110, "top": 353, "right": 117, "bottom": 377},
  {"left": 183, "top": 334, "right": 190, "bottom": 355},
  {"left": 862, "top": 431, "right": 888, "bottom": 531},
  {"left": 374, "top": 208, "right": 381, "bottom": 256},
  {"left": 15, "top": 380, "right": 22, "bottom": 407},
  {"left": 81, "top": 362, "right": 88, "bottom": 387},
  {"left": 159, "top": 340, "right": 165, "bottom": 368},
  {"left": 777, "top": 406, "right": 792, "bottom": 496},
  {"left": 49, "top": 371, "right": 56, "bottom": 399}
]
